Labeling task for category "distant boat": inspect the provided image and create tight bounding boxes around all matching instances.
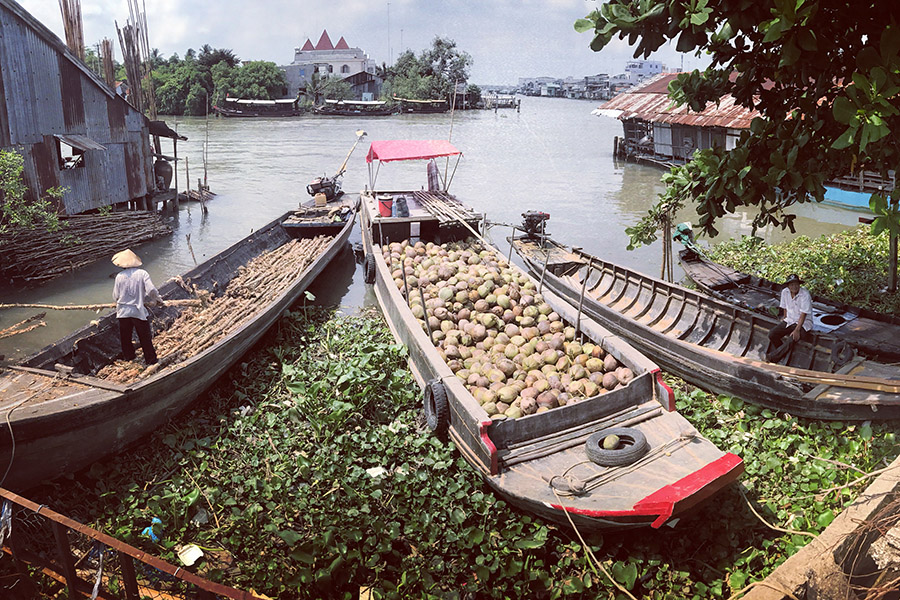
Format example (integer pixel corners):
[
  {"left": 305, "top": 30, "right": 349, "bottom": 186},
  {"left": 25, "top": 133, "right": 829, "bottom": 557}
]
[
  {"left": 213, "top": 97, "right": 304, "bottom": 117},
  {"left": 314, "top": 99, "right": 397, "bottom": 117},
  {"left": 395, "top": 97, "right": 450, "bottom": 114}
]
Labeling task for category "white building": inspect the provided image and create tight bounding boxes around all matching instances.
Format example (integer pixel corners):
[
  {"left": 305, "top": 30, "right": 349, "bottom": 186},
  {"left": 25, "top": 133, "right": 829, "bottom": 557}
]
[
  {"left": 624, "top": 60, "right": 665, "bottom": 83},
  {"left": 280, "top": 30, "right": 376, "bottom": 99}
]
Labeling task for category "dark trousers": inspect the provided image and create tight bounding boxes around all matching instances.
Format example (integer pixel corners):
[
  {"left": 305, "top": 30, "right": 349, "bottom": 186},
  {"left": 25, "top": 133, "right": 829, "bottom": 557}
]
[
  {"left": 766, "top": 321, "right": 810, "bottom": 360},
  {"left": 118, "top": 317, "right": 157, "bottom": 364}
]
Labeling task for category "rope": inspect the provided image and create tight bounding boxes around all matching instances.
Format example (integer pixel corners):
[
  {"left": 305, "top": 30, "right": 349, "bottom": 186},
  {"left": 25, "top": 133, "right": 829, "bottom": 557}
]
[
  {"left": 551, "top": 487, "right": 639, "bottom": 600},
  {"left": 737, "top": 485, "right": 816, "bottom": 539},
  {"left": 549, "top": 431, "right": 701, "bottom": 497}
]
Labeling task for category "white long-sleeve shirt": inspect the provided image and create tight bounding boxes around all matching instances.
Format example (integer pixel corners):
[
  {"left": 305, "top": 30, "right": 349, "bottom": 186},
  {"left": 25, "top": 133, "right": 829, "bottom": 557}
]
[{"left": 113, "top": 268, "right": 161, "bottom": 320}]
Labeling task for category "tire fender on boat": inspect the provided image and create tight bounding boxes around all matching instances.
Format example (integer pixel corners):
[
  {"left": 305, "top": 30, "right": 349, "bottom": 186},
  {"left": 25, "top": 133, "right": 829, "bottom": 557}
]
[
  {"left": 364, "top": 253, "right": 376, "bottom": 284},
  {"left": 585, "top": 427, "right": 649, "bottom": 467},
  {"left": 424, "top": 379, "right": 450, "bottom": 441}
]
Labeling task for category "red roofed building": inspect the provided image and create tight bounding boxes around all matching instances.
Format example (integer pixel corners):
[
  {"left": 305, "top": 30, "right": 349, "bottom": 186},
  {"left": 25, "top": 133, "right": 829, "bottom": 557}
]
[{"left": 281, "top": 30, "right": 377, "bottom": 99}]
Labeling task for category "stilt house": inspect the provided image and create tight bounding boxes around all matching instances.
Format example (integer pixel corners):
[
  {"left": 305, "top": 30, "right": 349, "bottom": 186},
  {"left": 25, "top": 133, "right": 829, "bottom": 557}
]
[{"left": 0, "top": 0, "right": 174, "bottom": 214}]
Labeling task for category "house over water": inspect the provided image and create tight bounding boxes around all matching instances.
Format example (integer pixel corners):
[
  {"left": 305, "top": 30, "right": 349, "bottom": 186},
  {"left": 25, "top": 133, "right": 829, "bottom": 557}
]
[
  {"left": 280, "top": 30, "right": 379, "bottom": 100},
  {"left": 0, "top": 0, "right": 181, "bottom": 214},
  {"left": 597, "top": 72, "right": 894, "bottom": 210}
]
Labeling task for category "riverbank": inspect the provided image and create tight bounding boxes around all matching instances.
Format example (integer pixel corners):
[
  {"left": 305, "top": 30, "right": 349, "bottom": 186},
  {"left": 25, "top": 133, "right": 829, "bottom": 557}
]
[{"left": 20, "top": 305, "right": 899, "bottom": 599}]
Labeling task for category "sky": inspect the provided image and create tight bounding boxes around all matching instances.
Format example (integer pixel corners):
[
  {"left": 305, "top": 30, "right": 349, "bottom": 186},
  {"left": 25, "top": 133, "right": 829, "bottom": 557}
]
[{"left": 18, "top": 0, "right": 708, "bottom": 85}]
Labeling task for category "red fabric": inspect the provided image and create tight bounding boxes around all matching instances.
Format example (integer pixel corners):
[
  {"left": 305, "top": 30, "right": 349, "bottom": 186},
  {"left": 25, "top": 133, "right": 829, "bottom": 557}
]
[{"left": 366, "top": 140, "right": 461, "bottom": 163}]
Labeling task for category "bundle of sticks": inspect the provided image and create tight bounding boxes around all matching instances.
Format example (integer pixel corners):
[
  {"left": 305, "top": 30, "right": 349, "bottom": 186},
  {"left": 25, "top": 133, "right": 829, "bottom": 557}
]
[
  {"left": 97, "top": 235, "right": 332, "bottom": 383},
  {"left": 0, "top": 313, "right": 46, "bottom": 340},
  {"left": 0, "top": 212, "right": 172, "bottom": 284}
]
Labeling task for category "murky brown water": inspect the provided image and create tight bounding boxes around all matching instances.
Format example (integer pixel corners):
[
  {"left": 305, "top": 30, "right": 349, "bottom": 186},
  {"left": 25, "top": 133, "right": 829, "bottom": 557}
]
[{"left": 0, "top": 96, "right": 864, "bottom": 361}]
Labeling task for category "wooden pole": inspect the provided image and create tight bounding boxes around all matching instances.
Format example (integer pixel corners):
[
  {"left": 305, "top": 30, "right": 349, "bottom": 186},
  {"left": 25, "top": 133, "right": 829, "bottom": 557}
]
[
  {"left": 173, "top": 139, "right": 179, "bottom": 210},
  {"left": 0, "top": 299, "right": 201, "bottom": 311}
]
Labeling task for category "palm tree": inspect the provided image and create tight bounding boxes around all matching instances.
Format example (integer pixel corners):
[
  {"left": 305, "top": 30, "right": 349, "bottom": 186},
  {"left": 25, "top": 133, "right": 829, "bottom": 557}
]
[{"left": 301, "top": 72, "right": 327, "bottom": 106}]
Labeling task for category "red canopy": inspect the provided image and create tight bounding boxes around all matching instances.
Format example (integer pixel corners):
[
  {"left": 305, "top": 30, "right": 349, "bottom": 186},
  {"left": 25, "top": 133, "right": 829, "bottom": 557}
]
[{"left": 365, "top": 140, "right": 461, "bottom": 163}]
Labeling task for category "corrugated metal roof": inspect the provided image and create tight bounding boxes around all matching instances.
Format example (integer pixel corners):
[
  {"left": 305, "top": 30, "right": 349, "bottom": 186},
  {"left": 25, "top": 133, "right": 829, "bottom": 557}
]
[
  {"left": 599, "top": 72, "right": 759, "bottom": 129},
  {"left": 54, "top": 133, "right": 106, "bottom": 151}
]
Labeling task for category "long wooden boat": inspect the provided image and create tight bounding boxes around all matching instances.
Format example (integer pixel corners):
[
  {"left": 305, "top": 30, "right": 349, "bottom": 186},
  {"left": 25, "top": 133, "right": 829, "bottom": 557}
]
[
  {"left": 679, "top": 248, "right": 900, "bottom": 359},
  {"left": 213, "top": 97, "right": 304, "bottom": 117},
  {"left": 0, "top": 194, "right": 358, "bottom": 491},
  {"left": 314, "top": 100, "right": 397, "bottom": 117},
  {"left": 396, "top": 97, "right": 450, "bottom": 114},
  {"left": 511, "top": 234, "right": 900, "bottom": 421},
  {"left": 359, "top": 140, "right": 742, "bottom": 532}
]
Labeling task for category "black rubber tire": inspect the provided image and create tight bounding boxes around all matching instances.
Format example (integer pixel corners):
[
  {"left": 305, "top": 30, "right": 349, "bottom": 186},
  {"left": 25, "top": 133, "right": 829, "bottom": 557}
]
[
  {"left": 423, "top": 379, "right": 450, "bottom": 441},
  {"left": 364, "top": 253, "right": 376, "bottom": 284},
  {"left": 585, "top": 427, "right": 649, "bottom": 467},
  {"left": 831, "top": 340, "right": 854, "bottom": 369}
]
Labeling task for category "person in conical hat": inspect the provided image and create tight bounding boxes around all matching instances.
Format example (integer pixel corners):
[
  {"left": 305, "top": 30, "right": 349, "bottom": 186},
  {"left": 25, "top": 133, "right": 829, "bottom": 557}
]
[{"left": 112, "top": 248, "right": 164, "bottom": 365}]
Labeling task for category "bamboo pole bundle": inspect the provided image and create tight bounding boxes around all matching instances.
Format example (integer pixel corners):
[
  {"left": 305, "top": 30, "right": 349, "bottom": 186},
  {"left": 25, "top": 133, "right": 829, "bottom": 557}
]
[
  {"left": 0, "top": 313, "right": 46, "bottom": 340},
  {"left": 58, "top": 0, "right": 84, "bottom": 60},
  {"left": 101, "top": 38, "right": 116, "bottom": 87},
  {"left": 0, "top": 300, "right": 201, "bottom": 311},
  {"left": 116, "top": 21, "right": 143, "bottom": 113},
  {"left": 0, "top": 212, "right": 172, "bottom": 284},
  {"left": 96, "top": 236, "right": 333, "bottom": 383}
]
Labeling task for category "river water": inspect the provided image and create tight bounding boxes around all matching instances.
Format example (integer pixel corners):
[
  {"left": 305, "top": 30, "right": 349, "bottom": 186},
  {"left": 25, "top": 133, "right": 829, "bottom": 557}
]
[{"left": 0, "top": 96, "right": 865, "bottom": 361}]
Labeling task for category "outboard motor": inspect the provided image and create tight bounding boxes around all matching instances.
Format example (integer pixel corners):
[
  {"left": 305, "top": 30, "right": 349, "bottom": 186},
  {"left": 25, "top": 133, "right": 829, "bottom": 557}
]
[
  {"left": 307, "top": 175, "right": 341, "bottom": 201},
  {"left": 521, "top": 211, "right": 550, "bottom": 239}
]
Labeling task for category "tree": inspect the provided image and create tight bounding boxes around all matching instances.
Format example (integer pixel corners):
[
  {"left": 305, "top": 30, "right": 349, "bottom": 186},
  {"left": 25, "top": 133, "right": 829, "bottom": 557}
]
[
  {"left": 0, "top": 149, "right": 66, "bottom": 237},
  {"left": 322, "top": 77, "right": 353, "bottom": 101},
  {"left": 231, "top": 61, "right": 286, "bottom": 99},
  {"left": 383, "top": 39, "right": 472, "bottom": 100},
  {"left": 301, "top": 72, "right": 327, "bottom": 105},
  {"left": 198, "top": 45, "right": 240, "bottom": 69},
  {"left": 576, "top": 2, "right": 900, "bottom": 244}
]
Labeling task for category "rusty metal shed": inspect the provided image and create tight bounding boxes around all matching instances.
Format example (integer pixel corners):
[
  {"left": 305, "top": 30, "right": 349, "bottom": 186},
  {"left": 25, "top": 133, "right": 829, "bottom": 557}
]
[
  {"left": 596, "top": 73, "right": 760, "bottom": 163},
  {"left": 0, "top": 0, "right": 156, "bottom": 214}
]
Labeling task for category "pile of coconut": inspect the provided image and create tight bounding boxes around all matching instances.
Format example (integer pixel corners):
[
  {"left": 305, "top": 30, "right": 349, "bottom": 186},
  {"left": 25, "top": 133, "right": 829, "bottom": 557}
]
[{"left": 382, "top": 239, "right": 634, "bottom": 421}]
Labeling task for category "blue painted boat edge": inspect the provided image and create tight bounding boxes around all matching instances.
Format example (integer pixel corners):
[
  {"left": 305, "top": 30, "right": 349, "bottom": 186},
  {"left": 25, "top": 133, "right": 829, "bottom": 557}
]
[{"left": 822, "top": 185, "right": 872, "bottom": 211}]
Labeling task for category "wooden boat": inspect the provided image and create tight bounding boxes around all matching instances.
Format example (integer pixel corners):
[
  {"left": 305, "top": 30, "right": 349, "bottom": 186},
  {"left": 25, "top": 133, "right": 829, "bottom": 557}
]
[
  {"left": 213, "top": 97, "right": 304, "bottom": 117},
  {"left": 396, "top": 97, "right": 450, "bottom": 114},
  {"left": 0, "top": 194, "right": 358, "bottom": 491},
  {"left": 511, "top": 234, "right": 900, "bottom": 421},
  {"left": 359, "top": 140, "right": 742, "bottom": 532},
  {"left": 314, "top": 100, "right": 397, "bottom": 117},
  {"left": 679, "top": 248, "right": 900, "bottom": 360}
]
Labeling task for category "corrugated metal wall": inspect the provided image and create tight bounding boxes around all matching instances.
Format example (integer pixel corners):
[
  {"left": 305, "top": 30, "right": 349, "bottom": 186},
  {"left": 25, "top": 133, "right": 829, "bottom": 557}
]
[{"left": 0, "top": 0, "right": 153, "bottom": 215}]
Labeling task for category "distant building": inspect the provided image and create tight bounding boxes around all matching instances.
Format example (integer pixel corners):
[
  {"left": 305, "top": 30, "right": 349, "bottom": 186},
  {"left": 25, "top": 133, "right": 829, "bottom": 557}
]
[
  {"left": 280, "top": 30, "right": 377, "bottom": 99},
  {"left": 625, "top": 60, "right": 665, "bottom": 82}
]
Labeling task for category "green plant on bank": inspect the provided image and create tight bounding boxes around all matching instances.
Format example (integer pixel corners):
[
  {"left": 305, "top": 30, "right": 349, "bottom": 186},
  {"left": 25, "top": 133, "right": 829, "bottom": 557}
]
[
  {"left": 27, "top": 308, "right": 900, "bottom": 600},
  {"left": 705, "top": 226, "right": 900, "bottom": 314},
  {"left": 98, "top": 205, "right": 113, "bottom": 217},
  {"left": 0, "top": 148, "right": 68, "bottom": 237}
]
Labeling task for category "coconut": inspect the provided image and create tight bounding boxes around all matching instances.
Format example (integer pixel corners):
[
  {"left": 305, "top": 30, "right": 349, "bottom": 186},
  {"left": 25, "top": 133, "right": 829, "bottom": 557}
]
[
  {"left": 533, "top": 378, "right": 551, "bottom": 393},
  {"left": 583, "top": 380, "right": 599, "bottom": 398},
  {"left": 497, "top": 359, "right": 516, "bottom": 377},
  {"left": 497, "top": 386, "right": 518, "bottom": 404},
  {"left": 603, "top": 354, "right": 619, "bottom": 372},
  {"left": 616, "top": 367, "right": 635, "bottom": 385},
  {"left": 536, "top": 391, "right": 558, "bottom": 409},
  {"left": 569, "top": 364, "right": 587, "bottom": 381},
  {"left": 483, "top": 402, "right": 498, "bottom": 416},
  {"left": 504, "top": 406, "right": 523, "bottom": 419},
  {"left": 586, "top": 358, "right": 605, "bottom": 373},
  {"left": 602, "top": 372, "right": 618, "bottom": 390},
  {"left": 520, "top": 396, "right": 538, "bottom": 415}
]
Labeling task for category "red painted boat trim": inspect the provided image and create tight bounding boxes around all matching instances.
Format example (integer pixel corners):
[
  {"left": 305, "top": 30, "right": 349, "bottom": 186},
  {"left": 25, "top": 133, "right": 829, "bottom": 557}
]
[
  {"left": 654, "top": 369, "right": 675, "bottom": 411},
  {"left": 480, "top": 420, "right": 499, "bottom": 475},
  {"left": 548, "top": 453, "right": 743, "bottom": 528}
]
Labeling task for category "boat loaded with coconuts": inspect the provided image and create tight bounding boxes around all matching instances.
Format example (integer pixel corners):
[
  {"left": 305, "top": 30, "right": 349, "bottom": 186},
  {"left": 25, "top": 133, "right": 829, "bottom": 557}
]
[
  {"left": 510, "top": 220, "right": 900, "bottom": 421},
  {"left": 359, "top": 140, "right": 742, "bottom": 532},
  {"left": 0, "top": 192, "right": 358, "bottom": 491}
]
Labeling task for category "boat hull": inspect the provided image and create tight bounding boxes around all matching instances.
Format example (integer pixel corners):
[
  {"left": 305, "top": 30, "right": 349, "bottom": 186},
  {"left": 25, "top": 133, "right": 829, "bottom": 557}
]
[
  {"left": 513, "top": 237, "right": 900, "bottom": 421},
  {"left": 0, "top": 200, "right": 357, "bottom": 490},
  {"left": 360, "top": 186, "right": 741, "bottom": 531}
]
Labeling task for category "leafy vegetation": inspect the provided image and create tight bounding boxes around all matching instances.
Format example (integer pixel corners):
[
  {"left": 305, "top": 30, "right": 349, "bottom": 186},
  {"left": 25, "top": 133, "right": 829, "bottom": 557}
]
[
  {"left": 381, "top": 36, "right": 473, "bottom": 101},
  {"left": 30, "top": 307, "right": 900, "bottom": 599},
  {"left": 705, "top": 226, "right": 900, "bottom": 314},
  {"left": 0, "top": 148, "right": 67, "bottom": 237},
  {"left": 147, "top": 45, "right": 286, "bottom": 115},
  {"left": 576, "top": 1, "right": 900, "bottom": 240}
]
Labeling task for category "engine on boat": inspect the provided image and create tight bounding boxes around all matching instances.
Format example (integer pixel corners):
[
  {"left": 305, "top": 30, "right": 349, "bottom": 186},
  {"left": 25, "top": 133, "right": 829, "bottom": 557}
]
[{"left": 521, "top": 211, "right": 550, "bottom": 239}]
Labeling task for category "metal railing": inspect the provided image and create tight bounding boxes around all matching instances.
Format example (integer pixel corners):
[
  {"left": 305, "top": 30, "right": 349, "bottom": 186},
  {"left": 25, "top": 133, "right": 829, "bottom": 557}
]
[{"left": 0, "top": 488, "right": 264, "bottom": 600}]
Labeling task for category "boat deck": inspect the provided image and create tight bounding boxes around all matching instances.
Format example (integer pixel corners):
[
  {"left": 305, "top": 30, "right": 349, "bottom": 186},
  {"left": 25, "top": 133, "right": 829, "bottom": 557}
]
[{"left": 0, "top": 368, "right": 120, "bottom": 419}]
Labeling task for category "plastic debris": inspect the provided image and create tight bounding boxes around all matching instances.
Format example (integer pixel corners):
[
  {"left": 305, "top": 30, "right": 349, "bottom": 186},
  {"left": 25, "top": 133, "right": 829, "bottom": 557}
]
[
  {"left": 177, "top": 544, "right": 204, "bottom": 566},
  {"left": 141, "top": 517, "right": 162, "bottom": 542}
]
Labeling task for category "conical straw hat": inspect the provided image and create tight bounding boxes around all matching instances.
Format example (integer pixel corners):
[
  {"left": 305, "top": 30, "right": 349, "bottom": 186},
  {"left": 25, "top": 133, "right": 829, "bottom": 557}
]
[{"left": 112, "top": 249, "right": 142, "bottom": 268}]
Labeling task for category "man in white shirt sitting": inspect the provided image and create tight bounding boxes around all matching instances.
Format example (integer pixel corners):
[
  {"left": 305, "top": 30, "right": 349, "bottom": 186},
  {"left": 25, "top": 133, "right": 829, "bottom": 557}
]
[{"left": 766, "top": 273, "right": 812, "bottom": 362}]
